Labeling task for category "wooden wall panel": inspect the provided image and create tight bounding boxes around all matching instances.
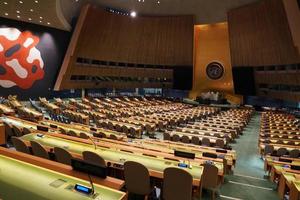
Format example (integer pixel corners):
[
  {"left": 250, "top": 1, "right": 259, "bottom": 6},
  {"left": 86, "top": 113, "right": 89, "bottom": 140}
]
[
  {"left": 76, "top": 6, "right": 194, "bottom": 66},
  {"left": 190, "top": 23, "right": 242, "bottom": 104},
  {"left": 228, "top": 0, "right": 300, "bottom": 66},
  {"left": 55, "top": 4, "right": 194, "bottom": 90}
]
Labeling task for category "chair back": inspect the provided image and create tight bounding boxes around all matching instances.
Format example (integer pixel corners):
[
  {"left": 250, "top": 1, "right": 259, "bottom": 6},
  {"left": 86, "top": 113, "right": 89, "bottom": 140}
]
[
  {"left": 289, "top": 149, "right": 300, "bottom": 158},
  {"left": 54, "top": 147, "right": 73, "bottom": 165},
  {"left": 79, "top": 132, "right": 89, "bottom": 139},
  {"left": 82, "top": 151, "right": 106, "bottom": 167},
  {"left": 264, "top": 145, "right": 274, "bottom": 155},
  {"left": 172, "top": 134, "right": 180, "bottom": 142},
  {"left": 124, "top": 161, "right": 151, "bottom": 195},
  {"left": 215, "top": 139, "right": 225, "bottom": 148},
  {"left": 12, "top": 125, "right": 23, "bottom": 137},
  {"left": 201, "top": 137, "right": 210, "bottom": 146},
  {"left": 109, "top": 134, "right": 118, "bottom": 140},
  {"left": 68, "top": 130, "right": 77, "bottom": 137},
  {"left": 181, "top": 135, "right": 190, "bottom": 143},
  {"left": 191, "top": 136, "right": 199, "bottom": 145},
  {"left": 11, "top": 137, "right": 30, "bottom": 154},
  {"left": 201, "top": 163, "right": 219, "bottom": 189},
  {"left": 163, "top": 167, "right": 193, "bottom": 200},
  {"left": 277, "top": 148, "right": 288, "bottom": 157},
  {"left": 4, "top": 122, "right": 14, "bottom": 137},
  {"left": 163, "top": 132, "right": 171, "bottom": 140},
  {"left": 30, "top": 141, "right": 49, "bottom": 159}
]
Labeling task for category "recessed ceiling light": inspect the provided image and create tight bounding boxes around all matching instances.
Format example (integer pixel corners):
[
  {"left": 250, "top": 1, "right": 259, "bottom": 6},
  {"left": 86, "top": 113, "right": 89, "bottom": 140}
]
[
  {"left": 35, "top": 0, "right": 38, "bottom": 3},
  {"left": 17, "top": 15, "right": 21, "bottom": 18},
  {"left": 4, "top": 2, "right": 8, "bottom": 5},
  {"left": 16, "top": 10, "right": 20, "bottom": 13},
  {"left": 4, "top": 13, "right": 8, "bottom": 16},
  {"left": 47, "top": 22, "right": 50, "bottom": 25},
  {"left": 28, "top": 18, "right": 32, "bottom": 21},
  {"left": 19, "top": 1, "right": 23, "bottom": 4},
  {"left": 39, "top": 20, "right": 42, "bottom": 23},
  {"left": 30, "top": 9, "right": 34, "bottom": 12},
  {"left": 130, "top": 11, "right": 137, "bottom": 18},
  {"left": 39, "top": 16, "right": 43, "bottom": 19}
]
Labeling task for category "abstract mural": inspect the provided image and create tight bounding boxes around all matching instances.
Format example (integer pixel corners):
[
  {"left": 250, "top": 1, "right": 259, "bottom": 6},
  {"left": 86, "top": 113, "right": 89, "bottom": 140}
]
[{"left": 0, "top": 27, "right": 44, "bottom": 89}]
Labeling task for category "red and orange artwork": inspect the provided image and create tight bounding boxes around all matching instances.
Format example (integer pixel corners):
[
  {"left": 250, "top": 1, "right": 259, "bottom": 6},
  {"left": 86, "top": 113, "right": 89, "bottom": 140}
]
[{"left": 0, "top": 28, "right": 44, "bottom": 89}]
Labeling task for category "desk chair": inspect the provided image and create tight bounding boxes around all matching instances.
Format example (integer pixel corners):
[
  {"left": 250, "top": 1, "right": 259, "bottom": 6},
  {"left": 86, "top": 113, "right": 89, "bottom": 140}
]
[
  {"left": 82, "top": 151, "right": 106, "bottom": 167},
  {"left": 277, "top": 148, "right": 288, "bottom": 157},
  {"left": 264, "top": 145, "right": 274, "bottom": 157},
  {"left": 201, "top": 137, "right": 210, "bottom": 147},
  {"left": 4, "top": 122, "right": 14, "bottom": 139},
  {"left": 289, "top": 149, "right": 300, "bottom": 158},
  {"left": 68, "top": 130, "right": 77, "bottom": 137},
  {"left": 109, "top": 134, "right": 118, "bottom": 140},
  {"left": 163, "top": 132, "right": 171, "bottom": 141},
  {"left": 163, "top": 167, "right": 193, "bottom": 200},
  {"left": 181, "top": 135, "right": 190, "bottom": 144},
  {"left": 12, "top": 137, "right": 30, "bottom": 154},
  {"left": 172, "top": 134, "right": 180, "bottom": 142},
  {"left": 30, "top": 141, "right": 50, "bottom": 159},
  {"left": 215, "top": 139, "right": 225, "bottom": 148},
  {"left": 54, "top": 147, "right": 73, "bottom": 165},
  {"left": 79, "top": 132, "right": 89, "bottom": 139},
  {"left": 12, "top": 125, "right": 23, "bottom": 137},
  {"left": 124, "top": 161, "right": 151, "bottom": 199},
  {"left": 22, "top": 127, "right": 32, "bottom": 135},
  {"left": 199, "top": 163, "right": 220, "bottom": 200},
  {"left": 191, "top": 136, "right": 200, "bottom": 145}
]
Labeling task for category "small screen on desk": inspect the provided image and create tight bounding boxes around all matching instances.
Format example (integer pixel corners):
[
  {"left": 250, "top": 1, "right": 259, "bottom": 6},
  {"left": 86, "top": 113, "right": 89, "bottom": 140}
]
[
  {"left": 71, "top": 158, "right": 107, "bottom": 178},
  {"left": 174, "top": 150, "right": 195, "bottom": 159}
]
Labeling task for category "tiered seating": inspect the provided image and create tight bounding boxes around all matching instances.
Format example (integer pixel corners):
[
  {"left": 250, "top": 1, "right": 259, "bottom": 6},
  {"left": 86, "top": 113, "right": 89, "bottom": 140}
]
[
  {"left": 260, "top": 112, "right": 300, "bottom": 200},
  {"left": 62, "top": 110, "right": 90, "bottom": 125},
  {"left": 164, "top": 108, "right": 253, "bottom": 148},
  {"left": 39, "top": 97, "right": 60, "bottom": 114}
]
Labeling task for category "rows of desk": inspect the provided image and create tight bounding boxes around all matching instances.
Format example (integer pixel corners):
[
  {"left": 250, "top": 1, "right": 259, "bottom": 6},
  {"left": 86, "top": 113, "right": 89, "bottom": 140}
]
[{"left": 261, "top": 112, "right": 300, "bottom": 200}]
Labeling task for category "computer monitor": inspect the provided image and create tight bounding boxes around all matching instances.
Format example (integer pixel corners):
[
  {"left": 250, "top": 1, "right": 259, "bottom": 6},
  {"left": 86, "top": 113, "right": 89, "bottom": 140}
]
[
  {"left": 174, "top": 150, "right": 195, "bottom": 159},
  {"left": 71, "top": 158, "right": 107, "bottom": 179}
]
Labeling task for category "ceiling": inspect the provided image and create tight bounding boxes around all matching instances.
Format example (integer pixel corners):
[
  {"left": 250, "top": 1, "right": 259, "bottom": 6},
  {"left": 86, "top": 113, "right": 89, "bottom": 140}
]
[{"left": 0, "top": 0, "right": 259, "bottom": 31}]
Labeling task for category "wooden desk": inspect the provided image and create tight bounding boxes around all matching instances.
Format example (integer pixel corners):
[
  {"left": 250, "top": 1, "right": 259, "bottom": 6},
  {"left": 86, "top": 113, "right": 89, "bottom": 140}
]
[
  {"left": 0, "top": 123, "right": 5, "bottom": 145},
  {"left": 290, "top": 181, "right": 300, "bottom": 200},
  {"left": 0, "top": 147, "right": 126, "bottom": 200},
  {"left": 0, "top": 104, "right": 15, "bottom": 115},
  {"left": 21, "top": 133, "right": 210, "bottom": 186}
]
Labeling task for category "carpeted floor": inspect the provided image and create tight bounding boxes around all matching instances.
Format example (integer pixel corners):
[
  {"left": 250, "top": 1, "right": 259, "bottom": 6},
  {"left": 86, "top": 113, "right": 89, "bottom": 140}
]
[{"left": 200, "top": 112, "right": 279, "bottom": 200}]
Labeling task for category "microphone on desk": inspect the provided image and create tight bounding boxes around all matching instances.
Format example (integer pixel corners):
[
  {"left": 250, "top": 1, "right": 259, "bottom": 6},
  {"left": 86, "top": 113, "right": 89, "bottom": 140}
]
[
  {"left": 88, "top": 136, "right": 97, "bottom": 150},
  {"left": 88, "top": 173, "right": 95, "bottom": 195}
]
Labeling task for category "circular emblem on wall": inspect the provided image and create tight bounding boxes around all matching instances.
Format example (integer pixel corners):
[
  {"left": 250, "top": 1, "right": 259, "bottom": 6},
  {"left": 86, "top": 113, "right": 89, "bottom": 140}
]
[{"left": 206, "top": 62, "right": 224, "bottom": 80}]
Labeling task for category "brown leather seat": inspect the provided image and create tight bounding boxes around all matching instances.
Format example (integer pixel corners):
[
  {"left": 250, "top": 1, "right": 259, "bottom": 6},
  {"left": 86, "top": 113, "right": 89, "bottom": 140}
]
[
  {"left": 201, "top": 137, "right": 210, "bottom": 147},
  {"left": 82, "top": 151, "right": 106, "bottom": 167},
  {"left": 200, "top": 163, "right": 220, "bottom": 200},
  {"left": 54, "top": 147, "right": 73, "bottom": 165},
  {"left": 215, "top": 139, "right": 225, "bottom": 148},
  {"left": 12, "top": 125, "right": 23, "bottom": 137},
  {"left": 181, "top": 135, "right": 190, "bottom": 144},
  {"left": 79, "top": 132, "right": 89, "bottom": 139},
  {"left": 171, "top": 134, "right": 180, "bottom": 142},
  {"left": 124, "top": 161, "right": 151, "bottom": 197},
  {"left": 30, "top": 141, "right": 50, "bottom": 159},
  {"left": 163, "top": 167, "right": 193, "bottom": 200},
  {"left": 11, "top": 137, "right": 30, "bottom": 154},
  {"left": 191, "top": 136, "right": 200, "bottom": 145}
]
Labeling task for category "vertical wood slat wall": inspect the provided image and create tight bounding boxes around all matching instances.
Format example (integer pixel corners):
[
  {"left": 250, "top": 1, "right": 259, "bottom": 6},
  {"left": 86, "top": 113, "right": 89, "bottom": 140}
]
[{"left": 228, "top": 0, "right": 300, "bottom": 67}]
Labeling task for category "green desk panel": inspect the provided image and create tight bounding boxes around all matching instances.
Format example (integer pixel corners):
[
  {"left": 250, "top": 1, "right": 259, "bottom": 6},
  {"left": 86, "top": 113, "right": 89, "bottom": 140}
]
[
  {"left": 0, "top": 155, "right": 124, "bottom": 200},
  {"left": 21, "top": 134, "right": 204, "bottom": 180}
]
